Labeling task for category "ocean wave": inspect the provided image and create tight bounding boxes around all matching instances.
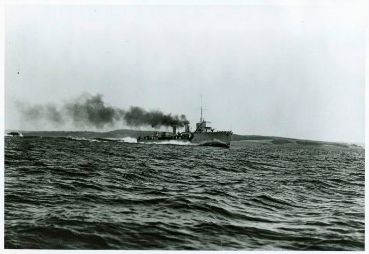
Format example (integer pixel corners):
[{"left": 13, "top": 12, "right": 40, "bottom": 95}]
[{"left": 4, "top": 136, "right": 365, "bottom": 250}]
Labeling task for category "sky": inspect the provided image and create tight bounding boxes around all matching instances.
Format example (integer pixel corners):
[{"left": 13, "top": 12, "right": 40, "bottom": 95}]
[{"left": 4, "top": 2, "right": 366, "bottom": 143}]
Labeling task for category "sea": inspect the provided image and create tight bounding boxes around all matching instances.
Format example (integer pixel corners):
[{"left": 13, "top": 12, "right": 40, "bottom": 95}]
[{"left": 4, "top": 136, "right": 365, "bottom": 250}]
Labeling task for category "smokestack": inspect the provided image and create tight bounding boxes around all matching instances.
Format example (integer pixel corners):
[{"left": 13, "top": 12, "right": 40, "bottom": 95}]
[
  {"left": 185, "top": 123, "right": 190, "bottom": 133},
  {"left": 172, "top": 126, "right": 177, "bottom": 135}
]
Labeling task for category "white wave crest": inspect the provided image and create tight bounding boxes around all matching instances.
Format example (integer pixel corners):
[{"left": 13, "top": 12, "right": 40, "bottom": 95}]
[
  {"left": 119, "top": 137, "right": 138, "bottom": 143},
  {"left": 67, "top": 136, "right": 91, "bottom": 141}
]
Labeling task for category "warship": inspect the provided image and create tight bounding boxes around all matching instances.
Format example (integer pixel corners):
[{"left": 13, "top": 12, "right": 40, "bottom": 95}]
[{"left": 137, "top": 104, "right": 232, "bottom": 148}]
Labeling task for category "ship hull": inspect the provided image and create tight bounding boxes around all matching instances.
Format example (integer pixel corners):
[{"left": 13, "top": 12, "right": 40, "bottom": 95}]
[
  {"left": 137, "top": 131, "right": 232, "bottom": 148},
  {"left": 137, "top": 139, "right": 192, "bottom": 145},
  {"left": 191, "top": 131, "right": 232, "bottom": 148}
]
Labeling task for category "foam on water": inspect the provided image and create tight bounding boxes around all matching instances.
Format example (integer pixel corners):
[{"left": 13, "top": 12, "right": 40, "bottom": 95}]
[
  {"left": 67, "top": 136, "right": 91, "bottom": 141},
  {"left": 119, "top": 137, "right": 138, "bottom": 143}
]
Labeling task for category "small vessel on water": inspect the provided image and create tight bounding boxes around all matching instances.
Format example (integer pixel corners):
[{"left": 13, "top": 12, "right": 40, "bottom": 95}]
[
  {"left": 6, "top": 131, "right": 23, "bottom": 137},
  {"left": 137, "top": 103, "right": 232, "bottom": 148}
]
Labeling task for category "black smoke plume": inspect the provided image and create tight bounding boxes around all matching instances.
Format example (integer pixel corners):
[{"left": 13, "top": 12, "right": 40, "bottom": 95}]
[
  {"left": 63, "top": 94, "right": 124, "bottom": 129},
  {"left": 124, "top": 106, "right": 189, "bottom": 128},
  {"left": 17, "top": 93, "right": 189, "bottom": 129}
]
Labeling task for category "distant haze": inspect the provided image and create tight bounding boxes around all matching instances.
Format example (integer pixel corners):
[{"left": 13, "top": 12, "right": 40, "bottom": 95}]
[{"left": 5, "top": 3, "right": 365, "bottom": 143}]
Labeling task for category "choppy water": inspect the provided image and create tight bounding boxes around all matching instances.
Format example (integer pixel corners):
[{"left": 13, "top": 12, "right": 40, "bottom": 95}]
[{"left": 5, "top": 136, "right": 365, "bottom": 250}]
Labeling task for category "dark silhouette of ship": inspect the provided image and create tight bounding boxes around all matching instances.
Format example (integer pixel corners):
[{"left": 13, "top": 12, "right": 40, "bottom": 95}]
[
  {"left": 137, "top": 102, "right": 232, "bottom": 148},
  {"left": 6, "top": 131, "right": 23, "bottom": 137}
]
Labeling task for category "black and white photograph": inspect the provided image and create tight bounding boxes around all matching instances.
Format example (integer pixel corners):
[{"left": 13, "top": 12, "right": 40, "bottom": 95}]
[{"left": 2, "top": 0, "right": 366, "bottom": 251}]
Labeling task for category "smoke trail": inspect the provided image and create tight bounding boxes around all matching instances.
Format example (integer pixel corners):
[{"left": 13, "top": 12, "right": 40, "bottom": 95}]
[
  {"left": 124, "top": 106, "right": 189, "bottom": 128},
  {"left": 16, "top": 103, "right": 64, "bottom": 126},
  {"left": 64, "top": 94, "right": 124, "bottom": 129},
  {"left": 16, "top": 93, "right": 189, "bottom": 129}
]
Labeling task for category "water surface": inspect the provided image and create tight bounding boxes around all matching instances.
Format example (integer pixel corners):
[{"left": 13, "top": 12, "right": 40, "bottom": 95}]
[{"left": 5, "top": 136, "right": 365, "bottom": 250}]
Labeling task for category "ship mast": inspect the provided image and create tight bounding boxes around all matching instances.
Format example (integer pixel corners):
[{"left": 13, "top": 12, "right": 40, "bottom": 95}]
[{"left": 200, "top": 95, "right": 203, "bottom": 122}]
